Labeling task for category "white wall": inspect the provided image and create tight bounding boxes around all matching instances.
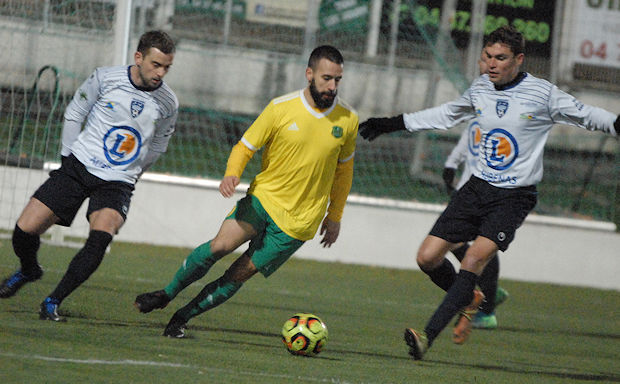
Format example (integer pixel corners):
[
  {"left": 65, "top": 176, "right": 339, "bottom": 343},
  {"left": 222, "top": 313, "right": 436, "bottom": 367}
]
[{"left": 2, "top": 165, "right": 617, "bottom": 291}]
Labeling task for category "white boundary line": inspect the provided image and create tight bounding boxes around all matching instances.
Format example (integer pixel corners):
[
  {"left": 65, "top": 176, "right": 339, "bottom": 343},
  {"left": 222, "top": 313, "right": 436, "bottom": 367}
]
[{"left": 0, "top": 352, "right": 371, "bottom": 384}]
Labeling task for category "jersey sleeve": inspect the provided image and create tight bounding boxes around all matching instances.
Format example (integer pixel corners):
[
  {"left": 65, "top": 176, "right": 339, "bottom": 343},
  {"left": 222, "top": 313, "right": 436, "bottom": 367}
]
[
  {"left": 549, "top": 86, "right": 617, "bottom": 136},
  {"left": 241, "top": 101, "right": 279, "bottom": 151},
  {"left": 150, "top": 99, "right": 179, "bottom": 153},
  {"left": 64, "top": 69, "right": 101, "bottom": 123},
  {"left": 338, "top": 114, "right": 358, "bottom": 162},
  {"left": 403, "top": 88, "right": 476, "bottom": 132},
  {"left": 61, "top": 69, "right": 102, "bottom": 156},
  {"left": 444, "top": 127, "right": 469, "bottom": 168}
]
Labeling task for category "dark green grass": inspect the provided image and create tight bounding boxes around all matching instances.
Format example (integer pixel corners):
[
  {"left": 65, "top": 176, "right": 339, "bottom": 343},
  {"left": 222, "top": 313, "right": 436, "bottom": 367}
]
[{"left": 0, "top": 240, "right": 619, "bottom": 384}]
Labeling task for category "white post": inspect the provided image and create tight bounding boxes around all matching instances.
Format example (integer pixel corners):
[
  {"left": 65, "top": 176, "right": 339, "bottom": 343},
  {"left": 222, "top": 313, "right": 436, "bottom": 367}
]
[
  {"left": 466, "top": 0, "right": 487, "bottom": 80},
  {"left": 549, "top": 1, "right": 565, "bottom": 84},
  {"left": 223, "top": 0, "right": 233, "bottom": 45},
  {"left": 113, "top": 0, "right": 133, "bottom": 65},
  {"left": 387, "top": 0, "right": 401, "bottom": 68},
  {"left": 365, "top": 0, "right": 383, "bottom": 58},
  {"left": 303, "top": 0, "right": 320, "bottom": 58},
  {"left": 43, "top": 0, "right": 50, "bottom": 30},
  {"left": 154, "top": 0, "right": 175, "bottom": 30},
  {"left": 410, "top": 0, "right": 456, "bottom": 176}
]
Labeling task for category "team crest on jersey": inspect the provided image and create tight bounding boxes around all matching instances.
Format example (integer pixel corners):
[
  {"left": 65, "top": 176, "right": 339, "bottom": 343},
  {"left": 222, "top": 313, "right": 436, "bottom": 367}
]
[
  {"left": 483, "top": 128, "right": 519, "bottom": 171},
  {"left": 467, "top": 121, "right": 482, "bottom": 157},
  {"left": 131, "top": 99, "right": 145, "bottom": 118},
  {"left": 332, "top": 126, "right": 343, "bottom": 138},
  {"left": 496, "top": 100, "right": 509, "bottom": 118},
  {"left": 102, "top": 126, "right": 142, "bottom": 165}
]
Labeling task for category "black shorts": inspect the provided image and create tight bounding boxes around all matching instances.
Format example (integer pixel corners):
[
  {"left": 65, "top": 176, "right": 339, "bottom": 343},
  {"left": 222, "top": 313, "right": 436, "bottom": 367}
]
[
  {"left": 429, "top": 176, "right": 537, "bottom": 252},
  {"left": 33, "top": 155, "right": 134, "bottom": 227}
]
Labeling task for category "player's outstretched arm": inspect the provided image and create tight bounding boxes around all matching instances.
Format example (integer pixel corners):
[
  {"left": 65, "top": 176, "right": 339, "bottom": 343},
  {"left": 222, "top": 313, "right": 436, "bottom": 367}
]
[{"left": 359, "top": 115, "right": 406, "bottom": 141}]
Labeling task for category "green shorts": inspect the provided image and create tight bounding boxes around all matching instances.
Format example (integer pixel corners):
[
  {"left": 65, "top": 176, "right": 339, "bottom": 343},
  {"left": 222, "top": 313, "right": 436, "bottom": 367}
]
[{"left": 226, "top": 195, "right": 304, "bottom": 277}]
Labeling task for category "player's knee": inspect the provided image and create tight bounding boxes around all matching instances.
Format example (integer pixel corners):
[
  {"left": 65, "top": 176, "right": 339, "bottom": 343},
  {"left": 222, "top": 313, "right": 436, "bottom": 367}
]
[
  {"left": 208, "top": 237, "right": 236, "bottom": 256},
  {"left": 416, "top": 247, "right": 442, "bottom": 271},
  {"left": 84, "top": 230, "right": 113, "bottom": 255}
]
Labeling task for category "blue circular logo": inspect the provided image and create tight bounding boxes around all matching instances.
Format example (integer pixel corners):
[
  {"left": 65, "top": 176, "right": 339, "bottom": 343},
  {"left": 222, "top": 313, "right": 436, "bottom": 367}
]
[
  {"left": 102, "top": 126, "right": 142, "bottom": 166},
  {"left": 483, "top": 128, "right": 519, "bottom": 171}
]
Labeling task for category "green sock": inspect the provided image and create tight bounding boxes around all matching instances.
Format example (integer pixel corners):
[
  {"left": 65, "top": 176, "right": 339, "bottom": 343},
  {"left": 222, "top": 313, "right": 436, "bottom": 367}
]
[
  {"left": 176, "top": 276, "right": 243, "bottom": 320},
  {"left": 164, "top": 241, "right": 216, "bottom": 299}
]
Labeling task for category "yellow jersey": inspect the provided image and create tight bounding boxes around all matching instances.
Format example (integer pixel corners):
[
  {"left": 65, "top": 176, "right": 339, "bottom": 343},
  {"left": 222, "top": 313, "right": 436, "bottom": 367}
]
[{"left": 241, "top": 90, "right": 358, "bottom": 240}]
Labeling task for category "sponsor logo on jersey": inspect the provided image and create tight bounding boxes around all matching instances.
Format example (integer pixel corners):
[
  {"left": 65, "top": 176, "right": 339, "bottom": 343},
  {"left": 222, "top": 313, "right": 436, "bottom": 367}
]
[
  {"left": 131, "top": 99, "right": 145, "bottom": 118},
  {"left": 102, "top": 126, "right": 142, "bottom": 165},
  {"left": 79, "top": 91, "right": 88, "bottom": 101},
  {"left": 287, "top": 122, "right": 299, "bottom": 131},
  {"left": 483, "top": 128, "right": 519, "bottom": 171},
  {"left": 332, "top": 126, "right": 343, "bottom": 138},
  {"left": 496, "top": 99, "right": 509, "bottom": 118},
  {"left": 519, "top": 113, "right": 537, "bottom": 120},
  {"left": 104, "top": 102, "right": 116, "bottom": 110},
  {"left": 467, "top": 121, "right": 482, "bottom": 157}
]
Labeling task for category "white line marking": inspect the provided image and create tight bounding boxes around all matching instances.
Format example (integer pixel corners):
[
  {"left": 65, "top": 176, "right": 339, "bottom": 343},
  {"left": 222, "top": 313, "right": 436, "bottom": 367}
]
[{"left": 0, "top": 352, "right": 379, "bottom": 384}]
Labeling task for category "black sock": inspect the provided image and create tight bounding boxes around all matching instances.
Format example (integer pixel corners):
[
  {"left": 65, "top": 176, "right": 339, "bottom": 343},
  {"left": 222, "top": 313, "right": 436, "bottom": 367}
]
[
  {"left": 451, "top": 243, "right": 469, "bottom": 262},
  {"left": 49, "top": 230, "right": 112, "bottom": 303},
  {"left": 12, "top": 224, "right": 41, "bottom": 275},
  {"left": 478, "top": 252, "right": 499, "bottom": 314},
  {"left": 424, "top": 270, "right": 477, "bottom": 345},
  {"left": 421, "top": 258, "right": 456, "bottom": 292}
]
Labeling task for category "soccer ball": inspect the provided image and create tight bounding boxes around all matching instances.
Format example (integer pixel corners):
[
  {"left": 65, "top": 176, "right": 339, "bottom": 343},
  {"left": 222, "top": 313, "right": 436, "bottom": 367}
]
[{"left": 281, "top": 313, "right": 328, "bottom": 357}]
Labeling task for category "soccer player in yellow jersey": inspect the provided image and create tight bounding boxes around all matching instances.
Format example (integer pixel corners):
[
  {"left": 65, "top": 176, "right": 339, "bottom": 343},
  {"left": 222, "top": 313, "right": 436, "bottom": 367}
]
[{"left": 134, "top": 45, "right": 359, "bottom": 338}]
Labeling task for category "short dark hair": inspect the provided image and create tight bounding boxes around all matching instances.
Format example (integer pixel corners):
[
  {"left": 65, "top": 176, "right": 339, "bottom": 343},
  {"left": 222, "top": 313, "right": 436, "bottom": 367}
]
[
  {"left": 484, "top": 26, "right": 525, "bottom": 56},
  {"left": 137, "top": 30, "right": 176, "bottom": 55},
  {"left": 308, "top": 45, "right": 344, "bottom": 69}
]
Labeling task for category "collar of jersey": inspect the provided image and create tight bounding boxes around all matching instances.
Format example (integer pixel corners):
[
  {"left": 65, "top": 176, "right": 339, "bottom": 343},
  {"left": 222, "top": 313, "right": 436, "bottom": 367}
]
[
  {"left": 300, "top": 89, "right": 337, "bottom": 118},
  {"left": 494, "top": 71, "right": 527, "bottom": 91}
]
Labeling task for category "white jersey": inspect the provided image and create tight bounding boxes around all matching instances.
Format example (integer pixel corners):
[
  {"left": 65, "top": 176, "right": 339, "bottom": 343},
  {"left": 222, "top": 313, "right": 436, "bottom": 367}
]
[
  {"left": 63, "top": 65, "right": 178, "bottom": 184},
  {"left": 404, "top": 73, "right": 617, "bottom": 188},
  {"left": 444, "top": 120, "right": 481, "bottom": 190}
]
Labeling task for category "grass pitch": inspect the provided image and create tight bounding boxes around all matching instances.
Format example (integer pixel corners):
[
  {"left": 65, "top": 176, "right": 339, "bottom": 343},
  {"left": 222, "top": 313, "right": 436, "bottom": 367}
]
[{"left": 0, "top": 240, "right": 619, "bottom": 384}]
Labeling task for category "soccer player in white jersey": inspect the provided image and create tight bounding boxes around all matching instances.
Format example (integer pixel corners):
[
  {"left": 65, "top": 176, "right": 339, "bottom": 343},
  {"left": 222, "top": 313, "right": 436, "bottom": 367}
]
[
  {"left": 0, "top": 30, "right": 179, "bottom": 322},
  {"left": 359, "top": 26, "right": 618, "bottom": 360},
  {"left": 441, "top": 56, "right": 509, "bottom": 332},
  {"left": 133, "top": 45, "right": 358, "bottom": 338}
]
